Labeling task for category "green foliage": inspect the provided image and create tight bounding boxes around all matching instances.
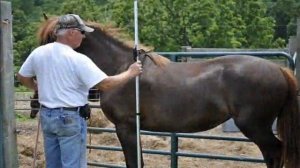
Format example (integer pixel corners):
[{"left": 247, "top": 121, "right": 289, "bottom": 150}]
[
  {"left": 267, "top": 0, "right": 300, "bottom": 40},
  {"left": 11, "top": 0, "right": 109, "bottom": 68},
  {"left": 12, "top": 2, "right": 40, "bottom": 68},
  {"left": 60, "top": 0, "right": 102, "bottom": 21},
  {"left": 111, "top": 0, "right": 220, "bottom": 50},
  {"left": 236, "top": 0, "right": 280, "bottom": 48},
  {"left": 15, "top": 86, "right": 31, "bottom": 92},
  {"left": 15, "top": 112, "right": 32, "bottom": 122},
  {"left": 211, "top": 0, "right": 246, "bottom": 48},
  {"left": 10, "top": 0, "right": 299, "bottom": 64},
  {"left": 110, "top": 0, "right": 285, "bottom": 50}
]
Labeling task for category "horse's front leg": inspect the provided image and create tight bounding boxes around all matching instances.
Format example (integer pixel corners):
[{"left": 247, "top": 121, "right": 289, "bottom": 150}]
[
  {"left": 30, "top": 90, "right": 40, "bottom": 118},
  {"left": 116, "top": 123, "right": 144, "bottom": 168}
]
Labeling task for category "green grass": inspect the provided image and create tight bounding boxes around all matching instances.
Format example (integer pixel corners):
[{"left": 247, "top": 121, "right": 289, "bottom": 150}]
[
  {"left": 15, "top": 85, "right": 30, "bottom": 92},
  {"left": 15, "top": 112, "right": 33, "bottom": 122}
]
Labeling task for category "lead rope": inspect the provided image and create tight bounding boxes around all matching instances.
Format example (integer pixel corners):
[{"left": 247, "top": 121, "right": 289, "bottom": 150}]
[{"left": 32, "top": 105, "right": 41, "bottom": 168}]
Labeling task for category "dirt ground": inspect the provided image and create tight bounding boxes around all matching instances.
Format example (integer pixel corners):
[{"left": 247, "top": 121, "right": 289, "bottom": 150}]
[{"left": 15, "top": 92, "right": 266, "bottom": 168}]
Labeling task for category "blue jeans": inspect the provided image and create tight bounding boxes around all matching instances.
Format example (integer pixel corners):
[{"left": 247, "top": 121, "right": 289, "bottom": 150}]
[{"left": 40, "top": 107, "right": 87, "bottom": 168}]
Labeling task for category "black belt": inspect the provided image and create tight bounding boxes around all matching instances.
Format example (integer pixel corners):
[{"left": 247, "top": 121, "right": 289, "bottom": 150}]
[{"left": 41, "top": 105, "right": 79, "bottom": 111}]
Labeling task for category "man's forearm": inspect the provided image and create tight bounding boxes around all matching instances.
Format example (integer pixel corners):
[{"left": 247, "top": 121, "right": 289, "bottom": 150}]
[
  {"left": 95, "top": 61, "right": 142, "bottom": 91},
  {"left": 95, "top": 71, "right": 135, "bottom": 91},
  {"left": 17, "top": 73, "right": 37, "bottom": 91}
]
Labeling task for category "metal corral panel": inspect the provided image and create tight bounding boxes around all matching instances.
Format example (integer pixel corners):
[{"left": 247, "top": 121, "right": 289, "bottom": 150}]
[{"left": 184, "top": 57, "right": 287, "bottom": 66}]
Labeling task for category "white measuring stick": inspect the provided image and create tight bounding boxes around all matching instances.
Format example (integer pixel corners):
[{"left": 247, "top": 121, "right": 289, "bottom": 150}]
[{"left": 134, "top": 0, "right": 142, "bottom": 168}]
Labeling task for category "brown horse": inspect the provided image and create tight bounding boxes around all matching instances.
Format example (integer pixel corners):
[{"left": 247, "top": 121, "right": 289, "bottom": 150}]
[{"left": 30, "top": 17, "right": 300, "bottom": 168}]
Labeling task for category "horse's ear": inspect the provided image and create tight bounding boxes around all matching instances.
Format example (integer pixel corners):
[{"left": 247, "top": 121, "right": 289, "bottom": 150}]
[
  {"left": 43, "top": 13, "right": 48, "bottom": 20},
  {"left": 139, "top": 49, "right": 146, "bottom": 54}
]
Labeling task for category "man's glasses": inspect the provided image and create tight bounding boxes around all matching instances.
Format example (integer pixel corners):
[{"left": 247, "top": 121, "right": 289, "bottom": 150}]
[
  {"left": 72, "top": 28, "right": 85, "bottom": 35},
  {"left": 79, "top": 30, "right": 85, "bottom": 35}
]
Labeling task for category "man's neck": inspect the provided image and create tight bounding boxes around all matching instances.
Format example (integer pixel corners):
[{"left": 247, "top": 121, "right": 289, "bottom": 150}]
[{"left": 56, "top": 38, "right": 74, "bottom": 49}]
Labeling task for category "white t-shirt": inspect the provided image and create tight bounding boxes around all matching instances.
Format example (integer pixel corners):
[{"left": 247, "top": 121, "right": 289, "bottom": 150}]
[{"left": 19, "top": 42, "right": 108, "bottom": 108}]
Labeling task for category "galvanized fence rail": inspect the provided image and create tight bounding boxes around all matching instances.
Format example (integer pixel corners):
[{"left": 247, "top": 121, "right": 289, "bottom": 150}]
[
  {"left": 87, "top": 127, "right": 265, "bottom": 168},
  {"left": 157, "top": 50, "right": 295, "bottom": 70}
]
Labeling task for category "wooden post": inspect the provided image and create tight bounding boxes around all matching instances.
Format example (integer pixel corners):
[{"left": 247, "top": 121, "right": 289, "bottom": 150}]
[{"left": 0, "top": 1, "right": 18, "bottom": 168}]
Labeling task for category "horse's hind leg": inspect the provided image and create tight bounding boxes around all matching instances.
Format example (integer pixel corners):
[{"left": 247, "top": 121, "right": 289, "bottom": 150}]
[
  {"left": 115, "top": 124, "right": 144, "bottom": 168},
  {"left": 235, "top": 120, "right": 283, "bottom": 168}
]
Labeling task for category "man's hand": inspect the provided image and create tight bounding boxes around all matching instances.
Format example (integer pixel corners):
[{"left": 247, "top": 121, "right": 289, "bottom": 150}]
[{"left": 128, "top": 60, "right": 143, "bottom": 77}]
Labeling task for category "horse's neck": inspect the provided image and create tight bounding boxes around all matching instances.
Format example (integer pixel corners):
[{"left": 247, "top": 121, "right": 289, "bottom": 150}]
[
  {"left": 110, "top": 49, "right": 133, "bottom": 74},
  {"left": 78, "top": 32, "right": 134, "bottom": 75}
]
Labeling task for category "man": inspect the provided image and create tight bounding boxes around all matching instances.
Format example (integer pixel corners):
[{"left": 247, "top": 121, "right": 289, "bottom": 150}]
[{"left": 17, "top": 14, "right": 142, "bottom": 168}]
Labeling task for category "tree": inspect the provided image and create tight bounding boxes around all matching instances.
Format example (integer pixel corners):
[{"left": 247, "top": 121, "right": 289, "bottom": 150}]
[
  {"left": 11, "top": 0, "right": 108, "bottom": 67},
  {"left": 59, "top": 0, "right": 105, "bottom": 22},
  {"left": 110, "top": 0, "right": 283, "bottom": 51},
  {"left": 267, "top": 0, "right": 300, "bottom": 40},
  {"left": 111, "top": 0, "right": 221, "bottom": 50},
  {"left": 210, "top": 0, "right": 246, "bottom": 48},
  {"left": 11, "top": 0, "right": 41, "bottom": 67},
  {"left": 10, "top": 0, "right": 294, "bottom": 68},
  {"left": 236, "top": 0, "right": 284, "bottom": 48}
]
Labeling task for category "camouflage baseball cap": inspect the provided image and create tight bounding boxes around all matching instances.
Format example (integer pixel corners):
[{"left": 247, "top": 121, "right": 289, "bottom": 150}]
[{"left": 56, "top": 14, "right": 94, "bottom": 32}]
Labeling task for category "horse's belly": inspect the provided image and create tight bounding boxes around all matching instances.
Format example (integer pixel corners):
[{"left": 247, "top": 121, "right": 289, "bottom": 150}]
[
  {"left": 142, "top": 120, "right": 227, "bottom": 133},
  {"left": 141, "top": 109, "right": 230, "bottom": 133}
]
